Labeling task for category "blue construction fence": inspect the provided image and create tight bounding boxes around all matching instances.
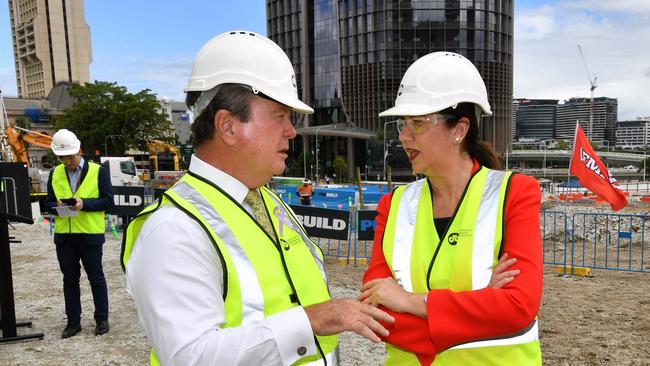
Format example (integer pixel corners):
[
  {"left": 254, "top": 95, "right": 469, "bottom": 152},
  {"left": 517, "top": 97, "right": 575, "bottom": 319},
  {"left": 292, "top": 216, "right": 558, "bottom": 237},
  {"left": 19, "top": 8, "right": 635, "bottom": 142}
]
[
  {"left": 272, "top": 184, "right": 391, "bottom": 209},
  {"left": 49, "top": 182, "right": 649, "bottom": 274}
]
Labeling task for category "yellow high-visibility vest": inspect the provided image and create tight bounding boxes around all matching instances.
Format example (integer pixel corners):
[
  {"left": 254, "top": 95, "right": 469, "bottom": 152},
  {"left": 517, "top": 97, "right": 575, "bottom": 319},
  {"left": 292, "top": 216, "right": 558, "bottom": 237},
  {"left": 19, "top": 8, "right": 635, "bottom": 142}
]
[
  {"left": 52, "top": 162, "right": 104, "bottom": 234},
  {"left": 123, "top": 173, "right": 338, "bottom": 365},
  {"left": 382, "top": 168, "right": 541, "bottom": 365}
]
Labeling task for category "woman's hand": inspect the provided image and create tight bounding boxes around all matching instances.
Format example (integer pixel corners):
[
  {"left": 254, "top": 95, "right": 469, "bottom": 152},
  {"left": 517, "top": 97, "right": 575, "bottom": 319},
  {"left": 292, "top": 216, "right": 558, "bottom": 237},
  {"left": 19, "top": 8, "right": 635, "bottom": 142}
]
[
  {"left": 358, "top": 253, "right": 519, "bottom": 318},
  {"left": 488, "top": 253, "right": 519, "bottom": 288},
  {"left": 360, "top": 278, "right": 427, "bottom": 318}
]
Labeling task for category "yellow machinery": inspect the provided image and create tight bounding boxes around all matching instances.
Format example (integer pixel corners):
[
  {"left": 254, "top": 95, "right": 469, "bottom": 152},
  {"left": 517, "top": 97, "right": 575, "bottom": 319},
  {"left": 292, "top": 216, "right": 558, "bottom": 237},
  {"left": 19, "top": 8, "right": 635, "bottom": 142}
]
[
  {"left": 146, "top": 140, "right": 180, "bottom": 172},
  {"left": 5, "top": 126, "right": 52, "bottom": 167}
]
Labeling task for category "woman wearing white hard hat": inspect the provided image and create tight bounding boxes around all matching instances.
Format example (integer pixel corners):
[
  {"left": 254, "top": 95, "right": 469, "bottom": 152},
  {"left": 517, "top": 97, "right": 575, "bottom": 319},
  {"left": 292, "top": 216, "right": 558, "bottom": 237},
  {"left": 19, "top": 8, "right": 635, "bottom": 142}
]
[{"left": 360, "top": 52, "right": 543, "bottom": 365}]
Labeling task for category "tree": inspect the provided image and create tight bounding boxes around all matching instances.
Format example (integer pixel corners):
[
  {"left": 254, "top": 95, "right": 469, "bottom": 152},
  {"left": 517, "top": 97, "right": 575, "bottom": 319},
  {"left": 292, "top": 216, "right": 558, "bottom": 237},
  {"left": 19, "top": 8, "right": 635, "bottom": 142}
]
[
  {"left": 55, "top": 81, "right": 174, "bottom": 155},
  {"left": 333, "top": 155, "right": 348, "bottom": 183},
  {"left": 555, "top": 139, "right": 570, "bottom": 150},
  {"left": 13, "top": 116, "right": 33, "bottom": 130},
  {"left": 288, "top": 151, "right": 315, "bottom": 178}
]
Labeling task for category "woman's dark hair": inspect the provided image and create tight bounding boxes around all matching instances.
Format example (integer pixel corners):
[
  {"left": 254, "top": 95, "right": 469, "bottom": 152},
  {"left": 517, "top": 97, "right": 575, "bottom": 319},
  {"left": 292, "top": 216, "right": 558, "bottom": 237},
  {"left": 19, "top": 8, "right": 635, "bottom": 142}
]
[
  {"left": 186, "top": 84, "right": 255, "bottom": 147},
  {"left": 441, "top": 102, "right": 503, "bottom": 170}
]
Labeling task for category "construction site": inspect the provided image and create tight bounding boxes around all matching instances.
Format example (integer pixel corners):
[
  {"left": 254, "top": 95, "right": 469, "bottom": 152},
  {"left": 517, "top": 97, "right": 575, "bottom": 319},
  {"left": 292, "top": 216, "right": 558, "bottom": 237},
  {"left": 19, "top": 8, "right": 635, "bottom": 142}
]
[{"left": 1, "top": 1, "right": 649, "bottom": 365}]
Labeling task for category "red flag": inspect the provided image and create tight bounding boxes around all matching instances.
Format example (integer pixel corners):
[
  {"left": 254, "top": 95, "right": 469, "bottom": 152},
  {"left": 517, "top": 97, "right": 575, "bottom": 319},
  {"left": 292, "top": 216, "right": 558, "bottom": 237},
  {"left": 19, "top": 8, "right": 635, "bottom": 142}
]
[{"left": 569, "top": 123, "right": 627, "bottom": 211}]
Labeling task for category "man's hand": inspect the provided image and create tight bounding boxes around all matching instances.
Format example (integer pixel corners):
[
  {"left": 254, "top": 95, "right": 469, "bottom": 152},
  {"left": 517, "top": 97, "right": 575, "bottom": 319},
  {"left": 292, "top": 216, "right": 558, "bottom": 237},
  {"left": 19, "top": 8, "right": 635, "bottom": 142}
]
[
  {"left": 70, "top": 198, "right": 83, "bottom": 211},
  {"left": 487, "top": 253, "right": 519, "bottom": 288},
  {"left": 57, "top": 198, "right": 83, "bottom": 211},
  {"left": 303, "top": 299, "right": 394, "bottom": 342},
  {"left": 359, "top": 278, "right": 426, "bottom": 317}
]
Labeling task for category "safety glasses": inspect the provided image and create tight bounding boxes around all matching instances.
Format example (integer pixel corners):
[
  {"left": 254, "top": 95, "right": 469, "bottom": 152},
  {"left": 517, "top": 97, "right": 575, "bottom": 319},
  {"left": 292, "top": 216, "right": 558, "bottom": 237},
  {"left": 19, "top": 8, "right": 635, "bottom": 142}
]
[{"left": 396, "top": 114, "right": 455, "bottom": 135}]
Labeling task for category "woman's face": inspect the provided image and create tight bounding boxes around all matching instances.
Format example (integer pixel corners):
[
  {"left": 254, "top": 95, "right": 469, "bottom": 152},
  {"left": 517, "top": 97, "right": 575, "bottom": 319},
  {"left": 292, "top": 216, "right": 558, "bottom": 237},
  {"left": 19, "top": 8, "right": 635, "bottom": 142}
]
[{"left": 397, "top": 113, "right": 466, "bottom": 175}]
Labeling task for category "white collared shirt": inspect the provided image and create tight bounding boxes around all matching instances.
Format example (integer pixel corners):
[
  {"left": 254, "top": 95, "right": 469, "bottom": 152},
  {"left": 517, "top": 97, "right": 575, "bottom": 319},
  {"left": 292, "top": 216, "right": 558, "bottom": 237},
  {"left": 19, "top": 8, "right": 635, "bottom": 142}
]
[{"left": 126, "top": 154, "right": 319, "bottom": 365}]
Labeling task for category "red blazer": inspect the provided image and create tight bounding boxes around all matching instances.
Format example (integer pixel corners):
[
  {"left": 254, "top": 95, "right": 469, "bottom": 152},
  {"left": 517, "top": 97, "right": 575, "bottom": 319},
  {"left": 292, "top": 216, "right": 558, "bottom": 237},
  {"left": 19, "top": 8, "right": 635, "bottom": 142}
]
[{"left": 363, "top": 162, "right": 543, "bottom": 365}]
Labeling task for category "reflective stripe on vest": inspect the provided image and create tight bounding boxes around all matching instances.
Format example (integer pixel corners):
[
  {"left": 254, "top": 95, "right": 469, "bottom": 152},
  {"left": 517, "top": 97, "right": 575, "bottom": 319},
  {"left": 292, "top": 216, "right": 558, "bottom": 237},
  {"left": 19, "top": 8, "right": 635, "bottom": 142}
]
[
  {"left": 383, "top": 168, "right": 541, "bottom": 365},
  {"left": 52, "top": 162, "right": 104, "bottom": 234},
  {"left": 123, "top": 173, "right": 337, "bottom": 365},
  {"left": 173, "top": 181, "right": 265, "bottom": 324}
]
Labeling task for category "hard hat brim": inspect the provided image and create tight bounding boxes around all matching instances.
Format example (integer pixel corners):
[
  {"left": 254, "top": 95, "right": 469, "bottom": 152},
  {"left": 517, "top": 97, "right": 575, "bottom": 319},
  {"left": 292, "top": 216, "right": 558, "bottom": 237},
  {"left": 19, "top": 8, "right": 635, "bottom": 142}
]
[
  {"left": 378, "top": 104, "right": 445, "bottom": 118},
  {"left": 272, "top": 95, "right": 314, "bottom": 115},
  {"left": 379, "top": 103, "right": 493, "bottom": 118},
  {"left": 254, "top": 89, "right": 313, "bottom": 114},
  {"left": 52, "top": 146, "right": 80, "bottom": 156}
]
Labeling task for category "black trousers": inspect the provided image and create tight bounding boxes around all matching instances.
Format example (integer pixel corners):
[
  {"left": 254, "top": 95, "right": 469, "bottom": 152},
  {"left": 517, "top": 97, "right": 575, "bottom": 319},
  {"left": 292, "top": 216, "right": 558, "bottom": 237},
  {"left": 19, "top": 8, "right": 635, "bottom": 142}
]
[
  {"left": 300, "top": 196, "right": 312, "bottom": 205},
  {"left": 55, "top": 237, "right": 109, "bottom": 324}
]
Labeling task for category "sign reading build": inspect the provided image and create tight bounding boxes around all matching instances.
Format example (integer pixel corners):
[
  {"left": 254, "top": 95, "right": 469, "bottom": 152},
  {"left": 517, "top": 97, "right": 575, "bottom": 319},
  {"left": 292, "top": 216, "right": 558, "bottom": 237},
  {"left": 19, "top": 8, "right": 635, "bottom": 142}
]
[
  {"left": 289, "top": 205, "right": 349, "bottom": 240},
  {"left": 109, "top": 186, "right": 145, "bottom": 216}
]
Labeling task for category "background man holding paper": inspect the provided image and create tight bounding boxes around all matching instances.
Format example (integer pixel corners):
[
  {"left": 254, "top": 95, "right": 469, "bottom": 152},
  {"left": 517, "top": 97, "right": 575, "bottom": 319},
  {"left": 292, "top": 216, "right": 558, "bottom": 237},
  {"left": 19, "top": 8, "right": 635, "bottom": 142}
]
[{"left": 44, "top": 129, "right": 114, "bottom": 338}]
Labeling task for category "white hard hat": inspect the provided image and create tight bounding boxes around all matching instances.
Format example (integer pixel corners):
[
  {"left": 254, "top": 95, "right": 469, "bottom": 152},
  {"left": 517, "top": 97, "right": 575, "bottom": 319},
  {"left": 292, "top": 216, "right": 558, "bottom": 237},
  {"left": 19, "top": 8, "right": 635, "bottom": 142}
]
[
  {"left": 51, "top": 129, "right": 81, "bottom": 156},
  {"left": 379, "top": 52, "right": 492, "bottom": 118},
  {"left": 185, "top": 30, "right": 313, "bottom": 116}
]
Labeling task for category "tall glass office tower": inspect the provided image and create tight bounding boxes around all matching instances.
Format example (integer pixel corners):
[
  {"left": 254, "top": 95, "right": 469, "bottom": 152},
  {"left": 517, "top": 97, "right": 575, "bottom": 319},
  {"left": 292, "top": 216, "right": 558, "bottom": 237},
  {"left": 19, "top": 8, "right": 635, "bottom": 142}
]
[{"left": 268, "top": 0, "right": 514, "bottom": 175}]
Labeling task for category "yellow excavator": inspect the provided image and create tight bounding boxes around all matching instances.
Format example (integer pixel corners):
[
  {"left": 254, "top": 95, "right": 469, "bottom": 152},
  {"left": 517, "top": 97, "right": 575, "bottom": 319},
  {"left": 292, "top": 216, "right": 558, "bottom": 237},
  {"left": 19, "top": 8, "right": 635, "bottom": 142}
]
[{"left": 146, "top": 139, "right": 180, "bottom": 172}]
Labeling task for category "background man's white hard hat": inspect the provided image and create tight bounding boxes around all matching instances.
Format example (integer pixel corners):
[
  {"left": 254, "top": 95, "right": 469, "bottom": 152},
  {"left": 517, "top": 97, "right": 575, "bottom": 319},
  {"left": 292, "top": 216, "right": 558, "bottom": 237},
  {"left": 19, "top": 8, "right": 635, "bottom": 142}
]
[
  {"left": 379, "top": 52, "right": 492, "bottom": 118},
  {"left": 185, "top": 30, "right": 313, "bottom": 116},
  {"left": 51, "top": 129, "right": 81, "bottom": 156}
]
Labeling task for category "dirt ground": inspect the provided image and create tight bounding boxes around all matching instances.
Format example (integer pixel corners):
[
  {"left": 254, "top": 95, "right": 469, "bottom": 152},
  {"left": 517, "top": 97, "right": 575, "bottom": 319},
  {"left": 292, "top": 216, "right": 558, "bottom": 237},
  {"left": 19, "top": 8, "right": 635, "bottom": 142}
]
[{"left": 1, "top": 221, "right": 649, "bottom": 365}]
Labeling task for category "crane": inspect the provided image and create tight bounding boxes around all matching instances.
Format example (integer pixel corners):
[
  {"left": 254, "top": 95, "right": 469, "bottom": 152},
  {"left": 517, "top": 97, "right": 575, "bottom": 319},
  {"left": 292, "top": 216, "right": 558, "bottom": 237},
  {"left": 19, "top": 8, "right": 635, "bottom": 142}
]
[{"left": 577, "top": 44, "right": 598, "bottom": 140}]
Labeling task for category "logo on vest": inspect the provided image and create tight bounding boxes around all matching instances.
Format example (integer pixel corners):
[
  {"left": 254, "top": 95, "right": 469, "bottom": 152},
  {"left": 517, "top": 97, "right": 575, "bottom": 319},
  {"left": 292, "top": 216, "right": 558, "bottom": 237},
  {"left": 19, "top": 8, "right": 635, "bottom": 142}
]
[
  {"left": 280, "top": 235, "right": 303, "bottom": 251},
  {"left": 448, "top": 232, "right": 459, "bottom": 246}
]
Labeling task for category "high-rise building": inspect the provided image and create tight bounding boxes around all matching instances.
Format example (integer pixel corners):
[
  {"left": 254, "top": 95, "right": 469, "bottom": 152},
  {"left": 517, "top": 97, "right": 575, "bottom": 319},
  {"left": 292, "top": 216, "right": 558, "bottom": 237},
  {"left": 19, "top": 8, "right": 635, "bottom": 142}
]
[
  {"left": 615, "top": 118, "right": 650, "bottom": 149},
  {"left": 556, "top": 97, "right": 618, "bottom": 144},
  {"left": 268, "top": 0, "right": 514, "bottom": 153},
  {"left": 8, "top": 0, "right": 92, "bottom": 98},
  {"left": 514, "top": 99, "right": 558, "bottom": 141},
  {"left": 159, "top": 99, "right": 191, "bottom": 144}
]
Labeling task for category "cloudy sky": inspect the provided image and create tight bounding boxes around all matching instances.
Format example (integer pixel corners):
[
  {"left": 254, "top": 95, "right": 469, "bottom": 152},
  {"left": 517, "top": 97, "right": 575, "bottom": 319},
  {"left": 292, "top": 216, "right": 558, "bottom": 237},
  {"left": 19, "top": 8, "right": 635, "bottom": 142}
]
[{"left": 1, "top": 0, "right": 648, "bottom": 120}]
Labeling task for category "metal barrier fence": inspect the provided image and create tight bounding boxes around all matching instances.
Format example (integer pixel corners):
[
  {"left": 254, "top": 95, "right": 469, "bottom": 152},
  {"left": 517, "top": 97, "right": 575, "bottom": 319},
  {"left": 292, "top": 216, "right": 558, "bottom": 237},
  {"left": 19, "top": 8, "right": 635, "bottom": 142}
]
[
  {"left": 543, "top": 210, "right": 650, "bottom": 273},
  {"left": 86, "top": 185, "right": 650, "bottom": 274},
  {"left": 318, "top": 209, "right": 650, "bottom": 273},
  {"left": 308, "top": 208, "right": 374, "bottom": 264}
]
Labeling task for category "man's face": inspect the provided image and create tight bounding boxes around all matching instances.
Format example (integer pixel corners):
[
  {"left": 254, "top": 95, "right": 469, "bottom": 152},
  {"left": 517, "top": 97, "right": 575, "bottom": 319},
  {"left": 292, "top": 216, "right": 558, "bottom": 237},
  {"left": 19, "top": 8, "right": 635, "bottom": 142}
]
[
  {"left": 58, "top": 152, "right": 81, "bottom": 170},
  {"left": 237, "top": 96, "right": 296, "bottom": 183}
]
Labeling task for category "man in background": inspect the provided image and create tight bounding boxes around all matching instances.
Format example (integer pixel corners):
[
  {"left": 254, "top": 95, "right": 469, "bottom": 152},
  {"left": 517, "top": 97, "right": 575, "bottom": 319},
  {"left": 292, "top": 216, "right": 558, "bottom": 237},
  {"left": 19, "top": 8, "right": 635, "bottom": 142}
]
[{"left": 45, "top": 129, "right": 113, "bottom": 338}]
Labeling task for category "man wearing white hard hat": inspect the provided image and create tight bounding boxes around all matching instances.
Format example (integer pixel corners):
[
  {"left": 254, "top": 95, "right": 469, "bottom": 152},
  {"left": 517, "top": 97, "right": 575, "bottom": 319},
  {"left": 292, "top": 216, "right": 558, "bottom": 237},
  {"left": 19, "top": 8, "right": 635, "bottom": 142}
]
[
  {"left": 45, "top": 129, "right": 114, "bottom": 338},
  {"left": 123, "top": 31, "right": 393, "bottom": 365},
  {"left": 360, "top": 52, "right": 543, "bottom": 365}
]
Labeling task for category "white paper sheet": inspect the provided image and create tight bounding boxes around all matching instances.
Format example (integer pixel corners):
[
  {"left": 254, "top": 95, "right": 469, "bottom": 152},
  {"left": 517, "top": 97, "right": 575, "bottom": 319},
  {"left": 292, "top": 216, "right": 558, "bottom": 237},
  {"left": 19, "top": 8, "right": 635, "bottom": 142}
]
[{"left": 54, "top": 205, "right": 79, "bottom": 217}]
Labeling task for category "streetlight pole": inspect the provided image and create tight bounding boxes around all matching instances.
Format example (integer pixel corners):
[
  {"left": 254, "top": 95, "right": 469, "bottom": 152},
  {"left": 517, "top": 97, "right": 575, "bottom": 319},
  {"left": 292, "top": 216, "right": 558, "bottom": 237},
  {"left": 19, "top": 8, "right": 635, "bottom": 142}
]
[
  {"left": 542, "top": 143, "right": 547, "bottom": 178},
  {"left": 383, "top": 120, "right": 398, "bottom": 181},
  {"left": 643, "top": 121, "right": 648, "bottom": 182},
  {"left": 302, "top": 135, "right": 307, "bottom": 179},
  {"left": 314, "top": 125, "right": 326, "bottom": 185},
  {"left": 104, "top": 134, "right": 122, "bottom": 156}
]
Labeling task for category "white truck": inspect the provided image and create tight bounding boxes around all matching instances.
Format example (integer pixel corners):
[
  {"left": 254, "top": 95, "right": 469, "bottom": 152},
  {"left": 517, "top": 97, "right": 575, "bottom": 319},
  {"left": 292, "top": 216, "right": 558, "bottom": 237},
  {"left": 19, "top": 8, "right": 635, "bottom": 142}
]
[{"left": 100, "top": 157, "right": 143, "bottom": 187}]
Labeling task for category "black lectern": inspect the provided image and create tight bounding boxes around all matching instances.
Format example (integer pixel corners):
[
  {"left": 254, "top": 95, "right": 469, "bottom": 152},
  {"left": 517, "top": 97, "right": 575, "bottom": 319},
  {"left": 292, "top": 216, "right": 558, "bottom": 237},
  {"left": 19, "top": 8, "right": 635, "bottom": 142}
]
[{"left": 0, "top": 162, "right": 44, "bottom": 342}]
